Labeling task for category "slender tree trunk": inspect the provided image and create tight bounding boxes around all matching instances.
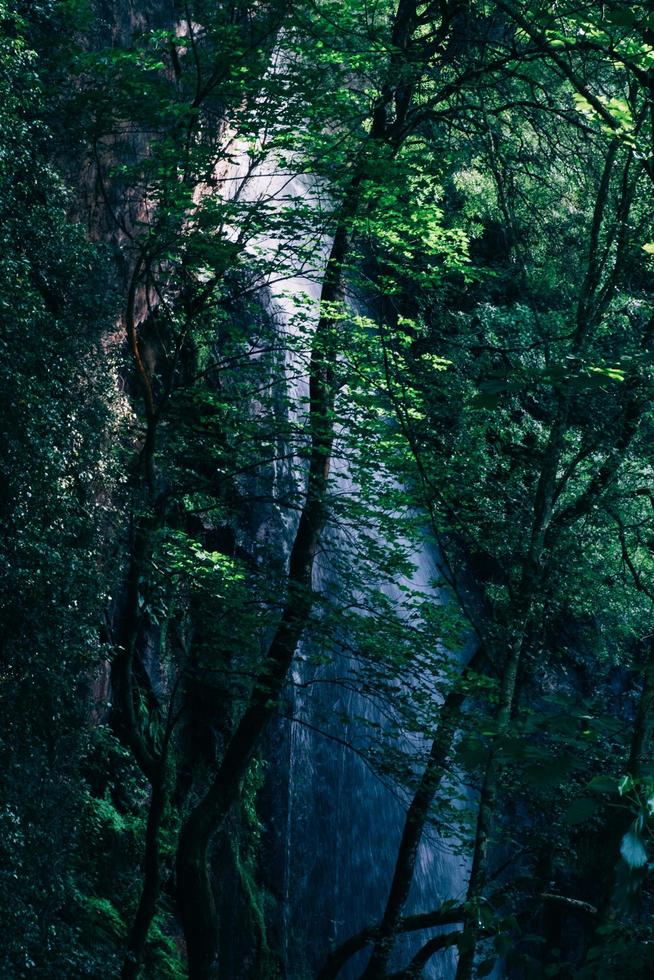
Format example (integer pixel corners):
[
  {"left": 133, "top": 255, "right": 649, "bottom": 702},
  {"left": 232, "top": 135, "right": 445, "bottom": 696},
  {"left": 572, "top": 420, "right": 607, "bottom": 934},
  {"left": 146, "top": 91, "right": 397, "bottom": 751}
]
[
  {"left": 317, "top": 907, "right": 465, "bottom": 980},
  {"left": 122, "top": 767, "right": 169, "bottom": 980},
  {"left": 173, "top": 1, "right": 459, "bottom": 969},
  {"left": 176, "top": 202, "right": 353, "bottom": 979},
  {"left": 453, "top": 385, "right": 573, "bottom": 979},
  {"left": 628, "top": 642, "right": 654, "bottom": 778},
  {"left": 454, "top": 627, "right": 525, "bottom": 980},
  {"left": 113, "top": 515, "right": 158, "bottom": 780},
  {"left": 360, "top": 646, "right": 485, "bottom": 978},
  {"left": 453, "top": 134, "right": 626, "bottom": 979},
  {"left": 454, "top": 407, "right": 569, "bottom": 978},
  {"left": 115, "top": 262, "right": 171, "bottom": 974},
  {"left": 390, "top": 931, "right": 461, "bottom": 980},
  {"left": 586, "top": 638, "right": 654, "bottom": 937}
]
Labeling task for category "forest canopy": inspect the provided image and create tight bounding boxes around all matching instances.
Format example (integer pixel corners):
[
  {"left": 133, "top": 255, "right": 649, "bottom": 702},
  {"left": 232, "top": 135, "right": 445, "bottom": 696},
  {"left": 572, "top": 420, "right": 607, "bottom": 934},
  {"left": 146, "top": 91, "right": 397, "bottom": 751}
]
[{"left": 3, "top": 1, "right": 654, "bottom": 979}]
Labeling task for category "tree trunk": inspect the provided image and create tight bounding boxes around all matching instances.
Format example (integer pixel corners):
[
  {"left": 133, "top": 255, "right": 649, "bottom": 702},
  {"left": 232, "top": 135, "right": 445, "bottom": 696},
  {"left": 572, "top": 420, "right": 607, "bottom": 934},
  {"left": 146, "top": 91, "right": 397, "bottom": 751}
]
[
  {"left": 454, "top": 627, "right": 525, "bottom": 980},
  {"left": 176, "top": 201, "right": 353, "bottom": 979},
  {"left": 360, "top": 646, "right": 486, "bottom": 978},
  {"left": 453, "top": 135, "right": 625, "bottom": 979},
  {"left": 173, "top": 1, "right": 451, "bottom": 969},
  {"left": 122, "top": 767, "right": 169, "bottom": 980},
  {"left": 317, "top": 907, "right": 464, "bottom": 980}
]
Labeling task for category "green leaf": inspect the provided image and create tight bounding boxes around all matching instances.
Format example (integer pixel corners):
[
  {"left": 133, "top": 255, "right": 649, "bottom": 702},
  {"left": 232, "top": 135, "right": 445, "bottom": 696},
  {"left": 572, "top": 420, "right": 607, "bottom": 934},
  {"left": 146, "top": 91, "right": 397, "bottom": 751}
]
[
  {"left": 606, "top": 8, "right": 636, "bottom": 27},
  {"left": 456, "top": 737, "right": 489, "bottom": 767},
  {"left": 565, "top": 797, "right": 598, "bottom": 825},
  {"left": 642, "top": 243, "right": 654, "bottom": 254},
  {"left": 470, "top": 392, "right": 501, "bottom": 410},
  {"left": 522, "top": 763, "right": 561, "bottom": 787},
  {"left": 477, "top": 958, "right": 496, "bottom": 977},
  {"left": 587, "top": 775, "right": 619, "bottom": 794},
  {"left": 457, "top": 930, "right": 475, "bottom": 954},
  {"left": 618, "top": 774, "right": 634, "bottom": 796},
  {"left": 494, "top": 933, "right": 512, "bottom": 955},
  {"left": 620, "top": 829, "right": 647, "bottom": 868}
]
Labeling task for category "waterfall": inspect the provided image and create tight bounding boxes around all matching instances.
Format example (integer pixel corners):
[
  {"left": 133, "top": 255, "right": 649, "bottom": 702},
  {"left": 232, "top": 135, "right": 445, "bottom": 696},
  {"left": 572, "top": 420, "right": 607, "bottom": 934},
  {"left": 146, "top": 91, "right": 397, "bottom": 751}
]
[
  {"left": 280, "top": 517, "right": 469, "bottom": 980},
  {"left": 223, "top": 157, "right": 470, "bottom": 977}
]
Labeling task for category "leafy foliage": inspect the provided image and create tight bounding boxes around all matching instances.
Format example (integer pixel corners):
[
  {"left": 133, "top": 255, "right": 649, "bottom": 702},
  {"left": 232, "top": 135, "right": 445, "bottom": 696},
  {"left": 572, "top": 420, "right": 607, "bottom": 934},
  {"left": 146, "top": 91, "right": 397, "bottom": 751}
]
[{"left": 7, "top": 0, "right": 654, "bottom": 978}]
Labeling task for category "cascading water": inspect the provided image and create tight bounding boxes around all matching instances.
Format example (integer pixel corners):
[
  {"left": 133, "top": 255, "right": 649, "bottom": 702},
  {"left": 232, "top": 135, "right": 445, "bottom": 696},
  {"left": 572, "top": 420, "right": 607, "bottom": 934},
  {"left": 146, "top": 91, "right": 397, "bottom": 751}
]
[
  {"left": 226, "top": 157, "right": 471, "bottom": 977},
  {"left": 281, "top": 542, "right": 469, "bottom": 978}
]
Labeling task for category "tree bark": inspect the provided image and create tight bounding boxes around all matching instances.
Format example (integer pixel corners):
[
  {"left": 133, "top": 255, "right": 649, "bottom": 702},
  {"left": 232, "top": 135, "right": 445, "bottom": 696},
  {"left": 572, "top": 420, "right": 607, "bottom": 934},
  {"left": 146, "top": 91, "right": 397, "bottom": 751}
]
[
  {"left": 360, "top": 646, "right": 486, "bottom": 978},
  {"left": 175, "top": 193, "right": 354, "bottom": 979},
  {"left": 454, "top": 625, "right": 526, "bottom": 980},
  {"left": 173, "top": 2, "right": 460, "bottom": 972},
  {"left": 454, "top": 135, "right": 628, "bottom": 980},
  {"left": 388, "top": 931, "right": 461, "bottom": 980},
  {"left": 317, "top": 906, "right": 464, "bottom": 980},
  {"left": 122, "top": 767, "right": 169, "bottom": 980}
]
